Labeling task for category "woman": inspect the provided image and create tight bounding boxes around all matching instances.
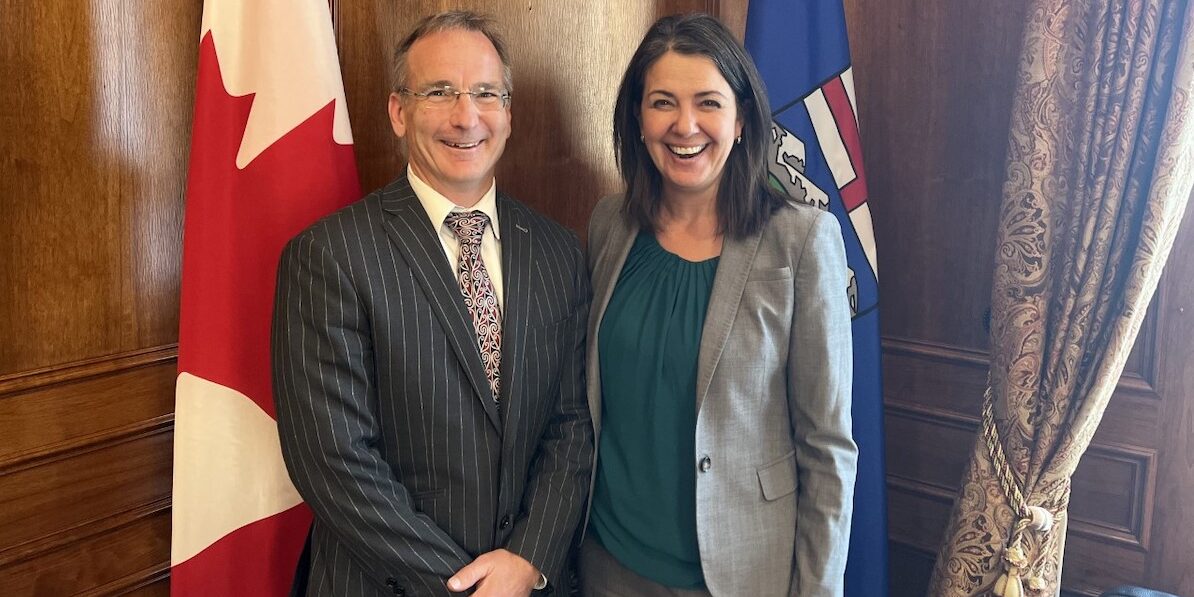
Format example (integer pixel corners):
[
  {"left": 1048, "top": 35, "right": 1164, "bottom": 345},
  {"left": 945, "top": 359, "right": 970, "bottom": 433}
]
[{"left": 582, "top": 14, "right": 857, "bottom": 597}]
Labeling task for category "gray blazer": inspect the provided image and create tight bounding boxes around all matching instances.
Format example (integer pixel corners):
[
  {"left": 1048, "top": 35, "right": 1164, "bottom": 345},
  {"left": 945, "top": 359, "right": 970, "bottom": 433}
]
[
  {"left": 273, "top": 176, "right": 593, "bottom": 597},
  {"left": 585, "top": 195, "right": 857, "bottom": 597}
]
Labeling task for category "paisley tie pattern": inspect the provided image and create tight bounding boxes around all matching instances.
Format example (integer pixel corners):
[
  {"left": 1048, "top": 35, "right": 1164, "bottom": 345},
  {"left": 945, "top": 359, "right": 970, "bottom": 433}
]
[{"left": 445, "top": 211, "right": 502, "bottom": 403}]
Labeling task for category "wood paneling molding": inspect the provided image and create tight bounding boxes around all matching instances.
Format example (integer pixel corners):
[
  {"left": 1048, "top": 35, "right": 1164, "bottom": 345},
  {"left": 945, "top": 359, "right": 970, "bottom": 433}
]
[
  {"left": 883, "top": 334, "right": 1162, "bottom": 399},
  {"left": 1069, "top": 444, "right": 1156, "bottom": 551},
  {"left": 886, "top": 481, "right": 955, "bottom": 554},
  {"left": 885, "top": 399, "right": 979, "bottom": 430},
  {"left": 885, "top": 401, "right": 1159, "bottom": 550},
  {"left": 0, "top": 344, "right": 177, "bottom": 395},
  {"left": 79, "top": 563, "right": 171, "bottom": 597},
  {"left": 0, "top": 428, "right": 172, "bottom": 556},
  {"left": 0, "top": 500, "right": 169, "bottom": 591},
  {"left": 884, "top": 403, "right": 978, "bottom": 493},
  {"left": 0, "top": 498, "right": 169, "bottom": 568},
  {"left": 882, "top": 336, "right": 990, "bottom": 367},
  {"left": 1062, "top": 532, "right": 1148, "bottom": 596},
  {"left": 887, "top": 475, "right": 958, "bottom": 504},
  {"left": 0, "top": 360, "right": 177, "bottom": 466},
  {"left": 119, "top": 577, "right": 171, "bottom": 597},
  {"left": 0, "top": 415, "right": 174, "bottom": 474}
]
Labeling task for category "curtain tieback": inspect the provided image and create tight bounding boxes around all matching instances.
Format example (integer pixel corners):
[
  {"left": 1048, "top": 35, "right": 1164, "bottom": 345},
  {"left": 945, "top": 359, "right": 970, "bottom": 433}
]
[{"left": 982, "top": 387, "right": 1058, "bottom": 595}]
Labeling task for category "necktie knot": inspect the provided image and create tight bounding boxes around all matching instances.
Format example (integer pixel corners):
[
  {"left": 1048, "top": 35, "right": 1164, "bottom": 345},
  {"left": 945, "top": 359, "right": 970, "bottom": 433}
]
[{"left": 445, "top": 211, "right": 490, "bottom": 246}]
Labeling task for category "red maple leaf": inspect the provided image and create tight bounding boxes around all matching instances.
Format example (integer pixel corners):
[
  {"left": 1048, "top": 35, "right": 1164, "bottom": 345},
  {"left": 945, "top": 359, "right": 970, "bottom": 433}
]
[{"left": 178, "top": 31, "right": 360, "bottom": 419}]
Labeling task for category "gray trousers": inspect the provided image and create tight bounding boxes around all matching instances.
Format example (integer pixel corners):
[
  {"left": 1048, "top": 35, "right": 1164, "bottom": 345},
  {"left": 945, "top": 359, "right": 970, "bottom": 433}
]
[{"left": 578, "top": 537, "right": 714, "bottom": 597}]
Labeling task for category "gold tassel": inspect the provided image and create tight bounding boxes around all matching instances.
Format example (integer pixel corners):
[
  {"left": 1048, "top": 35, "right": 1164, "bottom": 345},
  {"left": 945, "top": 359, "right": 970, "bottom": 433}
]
[
  {"left": 996, "top": 537, "right": 1029, "bottom": 596},
  {"left": 994, "top": 571, "right": 1009, "bottom": 596},
  {"left": 995, "top": 568, "right": 1024, "bottom": 597}
]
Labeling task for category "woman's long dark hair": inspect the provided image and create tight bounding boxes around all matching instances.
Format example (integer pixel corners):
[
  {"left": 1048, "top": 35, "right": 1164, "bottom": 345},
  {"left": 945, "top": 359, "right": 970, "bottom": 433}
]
[{"left": 613, "top": 13, "right": 785, "bottom": 238}]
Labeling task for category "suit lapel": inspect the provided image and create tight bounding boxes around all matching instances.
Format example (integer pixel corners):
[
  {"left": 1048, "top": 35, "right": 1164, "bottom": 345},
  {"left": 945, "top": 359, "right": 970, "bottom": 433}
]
[
  {"left": 695, "top": 228, "right": 764, "bottom": 416},
  {"left": 586, "top": 209, "right": 638, "bottom": 436},
  {"left": 380, "top": 177, "right": 502, "bottom": 431},
  {"left": 496, "top": 195, "right": 531, "bottom": 440}
]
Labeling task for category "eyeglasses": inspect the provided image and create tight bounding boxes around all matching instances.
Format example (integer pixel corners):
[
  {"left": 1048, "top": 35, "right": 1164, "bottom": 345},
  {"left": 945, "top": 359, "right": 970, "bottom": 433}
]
[{"left": 398, "top": 84, "right": 511, "bottom": 110}]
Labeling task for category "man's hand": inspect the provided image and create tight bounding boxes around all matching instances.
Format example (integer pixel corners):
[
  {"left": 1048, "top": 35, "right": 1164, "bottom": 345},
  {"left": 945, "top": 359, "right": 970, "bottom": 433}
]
[{"left": 447, "top": 549, "right": 541, "bottom": 596}]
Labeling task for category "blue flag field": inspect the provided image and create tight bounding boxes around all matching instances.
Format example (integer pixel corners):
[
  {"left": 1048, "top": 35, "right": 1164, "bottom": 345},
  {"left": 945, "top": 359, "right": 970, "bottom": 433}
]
[{"left": 745, "top": 1, "right": 889, "bottom": 594}]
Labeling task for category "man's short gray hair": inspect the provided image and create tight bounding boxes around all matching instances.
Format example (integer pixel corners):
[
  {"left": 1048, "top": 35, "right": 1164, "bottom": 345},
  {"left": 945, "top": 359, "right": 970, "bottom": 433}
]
[{"left": 391, "top": 11, "right": 514, "bottom": 97}]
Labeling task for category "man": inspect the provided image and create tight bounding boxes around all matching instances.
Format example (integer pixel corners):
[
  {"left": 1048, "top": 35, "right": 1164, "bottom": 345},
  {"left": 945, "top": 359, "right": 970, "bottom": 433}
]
[{"left": 272, "top": 11, "right": 592, "bottom": 596}]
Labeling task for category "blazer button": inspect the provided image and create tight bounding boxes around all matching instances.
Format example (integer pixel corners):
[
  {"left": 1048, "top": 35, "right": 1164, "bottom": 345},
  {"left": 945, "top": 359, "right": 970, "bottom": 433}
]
[
  {"left": 698, "top": 456, "right": 712, "bottom": 473},
  {"left": 500, "top": 514, "right": 512, "bottom": 529}
]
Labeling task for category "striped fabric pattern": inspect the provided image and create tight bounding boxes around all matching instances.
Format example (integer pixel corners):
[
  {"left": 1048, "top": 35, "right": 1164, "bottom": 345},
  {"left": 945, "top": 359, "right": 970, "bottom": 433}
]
[{"left": 272, "top": 176, "right": 593, "bottom": 596}]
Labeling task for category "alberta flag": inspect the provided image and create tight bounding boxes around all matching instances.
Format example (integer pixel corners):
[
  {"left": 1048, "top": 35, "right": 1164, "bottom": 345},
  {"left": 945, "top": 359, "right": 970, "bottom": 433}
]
[
  {"left": 746, "top": 1, "right": 888, "bottom": 594},
  {"left": 171, "top": 0, "right": 359, "bottom": 594}
]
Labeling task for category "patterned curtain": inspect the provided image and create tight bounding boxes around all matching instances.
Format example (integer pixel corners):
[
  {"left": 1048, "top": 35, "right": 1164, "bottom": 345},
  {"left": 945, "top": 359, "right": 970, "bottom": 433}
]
[{"left": 928, "top": 0, "right": 1194, "bottom": 595}]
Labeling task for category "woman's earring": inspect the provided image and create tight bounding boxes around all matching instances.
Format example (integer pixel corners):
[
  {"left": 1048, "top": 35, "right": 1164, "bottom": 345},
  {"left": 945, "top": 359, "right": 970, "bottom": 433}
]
[
  {"left": 735, "top": 136, "right": 742, "bottom": 144},
  {"left": 640, "top": 135, "right": 646, "bottom": 143}
]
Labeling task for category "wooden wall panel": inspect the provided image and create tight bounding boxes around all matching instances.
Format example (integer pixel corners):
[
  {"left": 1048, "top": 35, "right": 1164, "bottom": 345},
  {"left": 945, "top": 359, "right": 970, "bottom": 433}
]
[
  {"left": 889, "top": 542, "right": 935, "bottom": 597},
  {"left": 1062, "top": 533, "right": 1149, "bottom": 597},
  {"left": 0, "top": 355, "right": 175, "bottom": 464},
  {"left": 0, "top": 1, "right": 194, "bottom": 375},
  {"left": 884, "top": 404, "right": 975, "bottom": 493},
  {"left": 844, "top": 0, "right": 1029, "bottom": 353},
  {"left": 120, "top": 578, "right": 171, "bottom": 597},
  {"left": 0, "top": 0, "right": 201, "bottom": 594},
  {"left": 1069, "top": 445, "right": 1156, "bottom": 550},
  {"left": 0, "top": 507, "right": 170, "bottom": 596},
  {"left": 1141, "top": 198, "right": 1194, "bottom": 592},
  {"left": 886, "top": 483, "right": 954, "bottom": 555},
  {"left": 0, "top": 429, "right": 172, "bottom": 557}
]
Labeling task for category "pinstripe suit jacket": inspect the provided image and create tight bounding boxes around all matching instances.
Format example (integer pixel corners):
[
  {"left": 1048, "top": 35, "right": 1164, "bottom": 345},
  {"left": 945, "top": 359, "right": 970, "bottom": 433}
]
[
  {"left": 272, "top": 176, "right": 593, "bottom": 597},
  {"left": 586, "top": 195, "right": 856, "bottom": 596}
]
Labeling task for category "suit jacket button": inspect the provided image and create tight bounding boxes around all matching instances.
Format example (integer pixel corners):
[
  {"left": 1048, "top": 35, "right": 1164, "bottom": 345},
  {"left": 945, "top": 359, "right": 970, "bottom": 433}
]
[
  {"left": 385, "top": 578, "right": 397, "bottom": 587},
  {"left": 698, "top": 456, "right": 712, "bottom": 472},
  {"left": 500, "top": 514, "right": 512, "bottom": 529}
]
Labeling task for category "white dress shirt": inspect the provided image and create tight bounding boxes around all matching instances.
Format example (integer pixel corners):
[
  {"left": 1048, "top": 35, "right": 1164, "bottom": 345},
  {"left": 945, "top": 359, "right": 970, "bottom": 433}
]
[
  {"left": 408, "top": 167, "right": 504, "bottom": 312},
  {"left": 409, "top": 171, "right": 543, "bottom": 588}
]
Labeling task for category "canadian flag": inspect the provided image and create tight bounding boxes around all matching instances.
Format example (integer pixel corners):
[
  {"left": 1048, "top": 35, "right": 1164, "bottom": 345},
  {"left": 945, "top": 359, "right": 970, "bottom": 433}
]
[{"left": 171, "top": 1, "right": 359, "bottom": 595}]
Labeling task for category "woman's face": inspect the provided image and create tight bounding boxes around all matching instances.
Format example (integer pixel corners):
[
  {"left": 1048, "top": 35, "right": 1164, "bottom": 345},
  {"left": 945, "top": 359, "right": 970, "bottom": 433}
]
[{"left": 639, "top": 51, "right": 743, "bottom": 203}]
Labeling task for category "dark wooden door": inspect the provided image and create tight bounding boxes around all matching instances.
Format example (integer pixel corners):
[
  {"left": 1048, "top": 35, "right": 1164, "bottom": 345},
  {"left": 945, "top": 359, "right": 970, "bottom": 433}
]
[{"left": 843, "top": 0, "right": 1194, "bottom": 593}]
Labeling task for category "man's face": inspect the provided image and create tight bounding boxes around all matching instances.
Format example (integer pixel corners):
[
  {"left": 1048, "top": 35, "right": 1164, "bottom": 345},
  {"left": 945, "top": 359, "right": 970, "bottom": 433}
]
[{"left": 388, "top": 29, "right": 512, "bottom": 207}]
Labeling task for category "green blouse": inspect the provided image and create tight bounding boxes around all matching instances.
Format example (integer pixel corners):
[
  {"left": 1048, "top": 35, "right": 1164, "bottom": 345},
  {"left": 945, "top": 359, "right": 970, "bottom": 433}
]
[{"left": 590, "top": 230, "right": 719, "bottom": 589}]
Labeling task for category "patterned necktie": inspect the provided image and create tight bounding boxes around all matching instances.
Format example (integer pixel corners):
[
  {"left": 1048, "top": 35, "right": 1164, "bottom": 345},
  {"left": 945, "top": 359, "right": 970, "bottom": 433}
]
[{"left": 444, "top": 211, "right": 502, "bottom": 402}]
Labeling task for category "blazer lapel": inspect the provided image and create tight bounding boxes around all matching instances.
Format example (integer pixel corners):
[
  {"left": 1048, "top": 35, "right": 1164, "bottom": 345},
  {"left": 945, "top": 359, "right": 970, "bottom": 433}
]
[
  {"left": 380, "top": 178, "right": 502, "bottom": 431},
  {"left": 695, "top": 229, "right": 764, "bottom": 416},
  {"left": 586, "top": 210, "right": 638, "bottom": 436},
  {"left": 496, "top": 195, "right": 531, "bottom": 440}
]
